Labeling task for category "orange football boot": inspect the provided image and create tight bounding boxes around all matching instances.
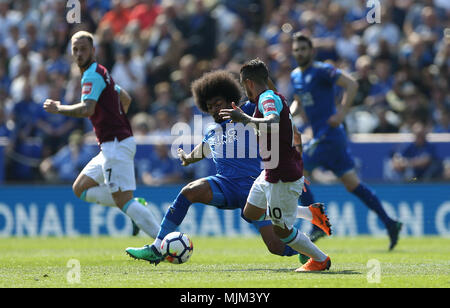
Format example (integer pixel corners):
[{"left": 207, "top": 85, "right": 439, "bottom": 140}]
[
  {"left": 309, "top": 203, "right": 332, "bottom": 236},
  {"left": 295, "top": 256, "right": 331, "bottom": 272}
]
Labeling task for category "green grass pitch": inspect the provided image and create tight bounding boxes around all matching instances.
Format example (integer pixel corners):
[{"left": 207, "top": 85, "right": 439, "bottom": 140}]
[{"left": 0, "top": 236, "right": 449, "bottom": 288}]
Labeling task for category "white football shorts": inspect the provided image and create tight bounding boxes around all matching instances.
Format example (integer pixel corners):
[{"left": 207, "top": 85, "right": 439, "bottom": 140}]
[
  {"left": 80, "top": 136, "right": 136, "bottom": 193},
  {"left": 247, "top": 170, "right": 304, "bottom": 229}
]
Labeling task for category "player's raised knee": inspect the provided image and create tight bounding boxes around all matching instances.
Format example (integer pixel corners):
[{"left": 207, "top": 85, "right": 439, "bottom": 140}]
[{"left": 180, "top": 180, "right": 211, "bottom": 203}]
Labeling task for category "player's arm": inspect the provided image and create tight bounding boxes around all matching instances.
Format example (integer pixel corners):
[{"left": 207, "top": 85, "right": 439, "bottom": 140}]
[
  {"left": 328, "top": 70, "right": 358, "bottom": 128},
  {"left": 43, "top": 99, "right": 96, "bottom": 118},
  {"left": 219, "top": 102, "right": 280, "bottom": 133},
  {"left": 115, "top": 84, "right": 132, "bottom": 114},
  {"left": 293, "top": 123, "right": 302, "bottom": 154},
  {"left": 177, "top": 142, "right": 211, "bottom": 166}
]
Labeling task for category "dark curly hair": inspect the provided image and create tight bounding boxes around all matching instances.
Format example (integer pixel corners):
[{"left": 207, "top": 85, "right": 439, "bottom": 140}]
[{"left": 191, "top": 70, "right": 242, "bottom": 113}]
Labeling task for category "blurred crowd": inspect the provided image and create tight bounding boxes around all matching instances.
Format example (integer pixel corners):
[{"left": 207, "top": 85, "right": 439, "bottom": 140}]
[{"left": 0, "top": 0, "right": 449, "bottom": 184}]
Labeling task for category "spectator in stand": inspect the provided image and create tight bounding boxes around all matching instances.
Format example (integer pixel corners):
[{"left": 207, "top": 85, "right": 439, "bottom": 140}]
[
  {"left": 364, "top": 59, "right": 394, "bottom": 109},
  {"left": 98, "top": 0, "right": 131, "bottom": 35},
  {"left": 39, "top": 130, "right": 94, "bottom": 183},
  {"left": 433, "top": 108, "right": 450, "bottom": 133},
  {"left": 31, "top": 66, "right": 50, "bottom": 104},
  {"left": 372, "top": 106, "right": 400, "bottom": 134},
  {"left": 0, "top": 0, "right": 20, "bottom": 41},
  {"left": 9, "top": 39, "right": 42, "bottom": 80},
  {"left": 390, "top": 122, "right": 442, "bottom": 181},
  {"left": 45, "top": 44, "right": 71, "bottom": 76},
  {"left": 153, "top": 109, "right": 175, "bottom": 137},
  {"left": 139, "top": 143, "right": 183, "bottom": 186},
  {"left": 127, "top": 84, "right": 153, "bottom": 117},
  {"left": 129, "top": 0, "right": 162, "bottom": 31},
  {"left": 0, "top": 60, "right": 11, "bottom": 94},
  {"left": 36, "top": 84, "right": 79, "bottom": 158},
  {"left": 169, "top": 54, "right": 197, "bottom": 103},
  {"left": 111, "top": 47, "right": 145, "bottom": 95},
  {"left": 6, "top": 81, "right": 42, "bottom": 181},
  {"left": 151, "top": 81, "right": 177, "bottom": 114},
  {"left": 352, "top": 55, "right": 373, "bottom": 108},
  {"left": 184, "top": 0, "right": 217, "bottom": 60},
  {"left": 363, "top": 6, "right": 401, "bottom": 58},
  {"left": 0, "top": 100, "right": 12, "bottom": 138}
]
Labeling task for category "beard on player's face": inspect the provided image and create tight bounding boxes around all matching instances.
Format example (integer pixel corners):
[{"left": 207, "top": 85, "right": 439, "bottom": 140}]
[
  {"left": 296, "top": 53, "right": 312, "bottom": 67},
  {"left": 77, "top": 53, "right": 94, "bottom": 69}
]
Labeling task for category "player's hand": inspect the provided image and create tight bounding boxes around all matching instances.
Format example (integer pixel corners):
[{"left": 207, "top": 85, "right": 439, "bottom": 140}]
[
  {"left": 177, "top": 148, "right": 191, "bottom": 166},
  {"left": 327, "top": 113, "right": 344, "bottom": 128},
  {"left": 43, "top": 99, "right": 61, "bottom": 114},
  {"left": 218, "top": 102, "right": 248, "bottom": 124}
]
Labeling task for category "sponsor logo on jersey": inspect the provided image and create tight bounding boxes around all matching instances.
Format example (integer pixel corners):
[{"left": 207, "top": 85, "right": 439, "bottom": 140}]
[
  {"left": 82, "top": 82, "right": 92, "bottom": 95},
  {"left": 262, "top": 99, "right": 276, "bottom": 112}
]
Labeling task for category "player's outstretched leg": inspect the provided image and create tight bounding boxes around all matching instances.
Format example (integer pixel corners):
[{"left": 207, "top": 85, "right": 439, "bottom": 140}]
[
  {"left": 75, "top": 178, "right": 154, "bottom": 237},
  {"left": 299, "top": 183, "right": 327, "bottom": 242},
  {"left": 131, "top": 197, "right": 149, "bottom": 236},
  {"left": 296, "top": 202, "right": 332, "bottom": 264},
  {"left": 351, "top": 182, "right": 402, "bottom": 250},
  {"left": 126, "top": 179, "right": 211, "bottom": 264},
  {"left": 297, "top": 202, "right": 332, "bottom": 236},
  {"left": 277, "top": 226, "right": 331, "bottom": 272},
  {"left": 126, "top": 244, "right": 163, "bottom": 265}
]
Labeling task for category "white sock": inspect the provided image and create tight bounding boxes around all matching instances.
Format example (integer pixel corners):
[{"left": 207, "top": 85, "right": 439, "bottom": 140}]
[
  {"left": 287, "top": 229, "right": 327, "bottom": 262},
  {"left": 296, "top": 206, "right": 313, "bottom": 221},
  {"left": 153, "top": 238, "right": 162, "bottom": 252},
  {"left": 83, "top": 185, "right": 116, "bottom": 207},
  {"left": 123, "top": 199, "right": 160, "bottom": 238}
]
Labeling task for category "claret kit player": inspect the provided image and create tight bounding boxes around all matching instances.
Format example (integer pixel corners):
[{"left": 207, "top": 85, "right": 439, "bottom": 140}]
[{"left": 43, "top": 31, "right": 160, "bottom": 238}]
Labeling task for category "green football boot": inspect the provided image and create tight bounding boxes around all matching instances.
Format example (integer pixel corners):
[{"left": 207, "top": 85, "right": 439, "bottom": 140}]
[
  {"left": 299, "top": 253, "right": 310, "bottom": 265},
  {"left": 126, "top": 244, "right": 164, "bottom": 265},
  {"left": 131, "top": 197, "right": 148, "bottom": 236}
]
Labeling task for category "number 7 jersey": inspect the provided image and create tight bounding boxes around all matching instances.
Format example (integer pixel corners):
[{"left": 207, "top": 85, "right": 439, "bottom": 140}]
[{"left": 81, "top": 62, "right": 133, "bottom": 144}]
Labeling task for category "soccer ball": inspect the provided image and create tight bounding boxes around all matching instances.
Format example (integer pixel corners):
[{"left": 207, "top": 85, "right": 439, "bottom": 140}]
[{"left": 160, "top": 232, "right": 193, "bottom": 264}]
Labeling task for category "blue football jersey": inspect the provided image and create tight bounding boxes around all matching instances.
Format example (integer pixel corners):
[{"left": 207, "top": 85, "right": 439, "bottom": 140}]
[
  {"left": 202, "top": 101, "right": 262, "bottom": 179},
  {"left": 291, "top": 61, "right": 344, "bottom": 139}
]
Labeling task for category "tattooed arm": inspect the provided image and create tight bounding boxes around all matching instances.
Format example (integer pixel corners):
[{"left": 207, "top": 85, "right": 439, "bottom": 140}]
[{"left": 43, "top": 99, "right": 96, "bottom": 118}]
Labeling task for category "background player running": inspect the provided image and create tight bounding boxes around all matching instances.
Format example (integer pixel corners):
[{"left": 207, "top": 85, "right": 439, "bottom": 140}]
[
  {"left": 220, "top": 59, "right": 331, "bottom": 272},
  {"left": 43, "top": 31, "right": 160, "bottom": 239},
  {"left": 125, "top": 70, "right": 330, "bottom": 265},
  {"left": 289, "top": 32, "right": 402, "bottom": 250}
]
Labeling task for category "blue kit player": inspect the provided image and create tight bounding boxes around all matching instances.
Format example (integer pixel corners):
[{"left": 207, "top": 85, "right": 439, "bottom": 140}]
[
  {"left": 289, "top": 32, "right": 402, "bottom": 250},
  {"left": 126, "top": 70, "right": 331, "bottom": 264}
]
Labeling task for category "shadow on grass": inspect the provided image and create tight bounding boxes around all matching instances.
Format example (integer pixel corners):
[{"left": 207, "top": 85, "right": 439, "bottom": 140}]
[{"left": 155, "top": 268, "right": 361, "bottom": 275}]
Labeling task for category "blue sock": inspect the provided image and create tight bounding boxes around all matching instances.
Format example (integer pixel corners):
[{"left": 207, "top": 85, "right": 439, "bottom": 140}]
[
  {"left": 156, "top": 193, "right": 192, "bottom": 240},
  {"left": 352, "top": 183, "right": 394, "bottom": 228},
  {"left": 300, "top": 183, "right": 315, "bottom": 206},
  {"left": 282, "top": 245, "right": 299, "bottom": 256}
]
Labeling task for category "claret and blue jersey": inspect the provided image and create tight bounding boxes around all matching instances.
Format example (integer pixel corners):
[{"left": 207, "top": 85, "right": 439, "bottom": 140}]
[{"left": 81, "top": 62, "right": 132, "bottom": 144}]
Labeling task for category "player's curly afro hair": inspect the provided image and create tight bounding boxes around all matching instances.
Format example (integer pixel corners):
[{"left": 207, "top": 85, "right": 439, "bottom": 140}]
[{"left": 191, "top": 70, "right": 242, "bottom": 113}]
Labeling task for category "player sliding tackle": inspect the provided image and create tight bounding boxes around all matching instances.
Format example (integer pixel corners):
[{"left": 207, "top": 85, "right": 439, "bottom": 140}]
[
  {"left": 43, "top": 31, "right": 160, "bottom": 238},
  {"left": 219, "top": 59, "right": 331, "bottom": 272},
  {"left": 126, "top": 70, "right": 331, "bottom": 267}
]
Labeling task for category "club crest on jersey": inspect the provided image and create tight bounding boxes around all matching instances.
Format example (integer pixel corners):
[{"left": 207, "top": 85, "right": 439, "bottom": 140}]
[
  {"left": 82, "top": 82, "right": 93, "bottom": 95},
  {"left": 262, "top": 99, "right": 276, "bottom": 112}
]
